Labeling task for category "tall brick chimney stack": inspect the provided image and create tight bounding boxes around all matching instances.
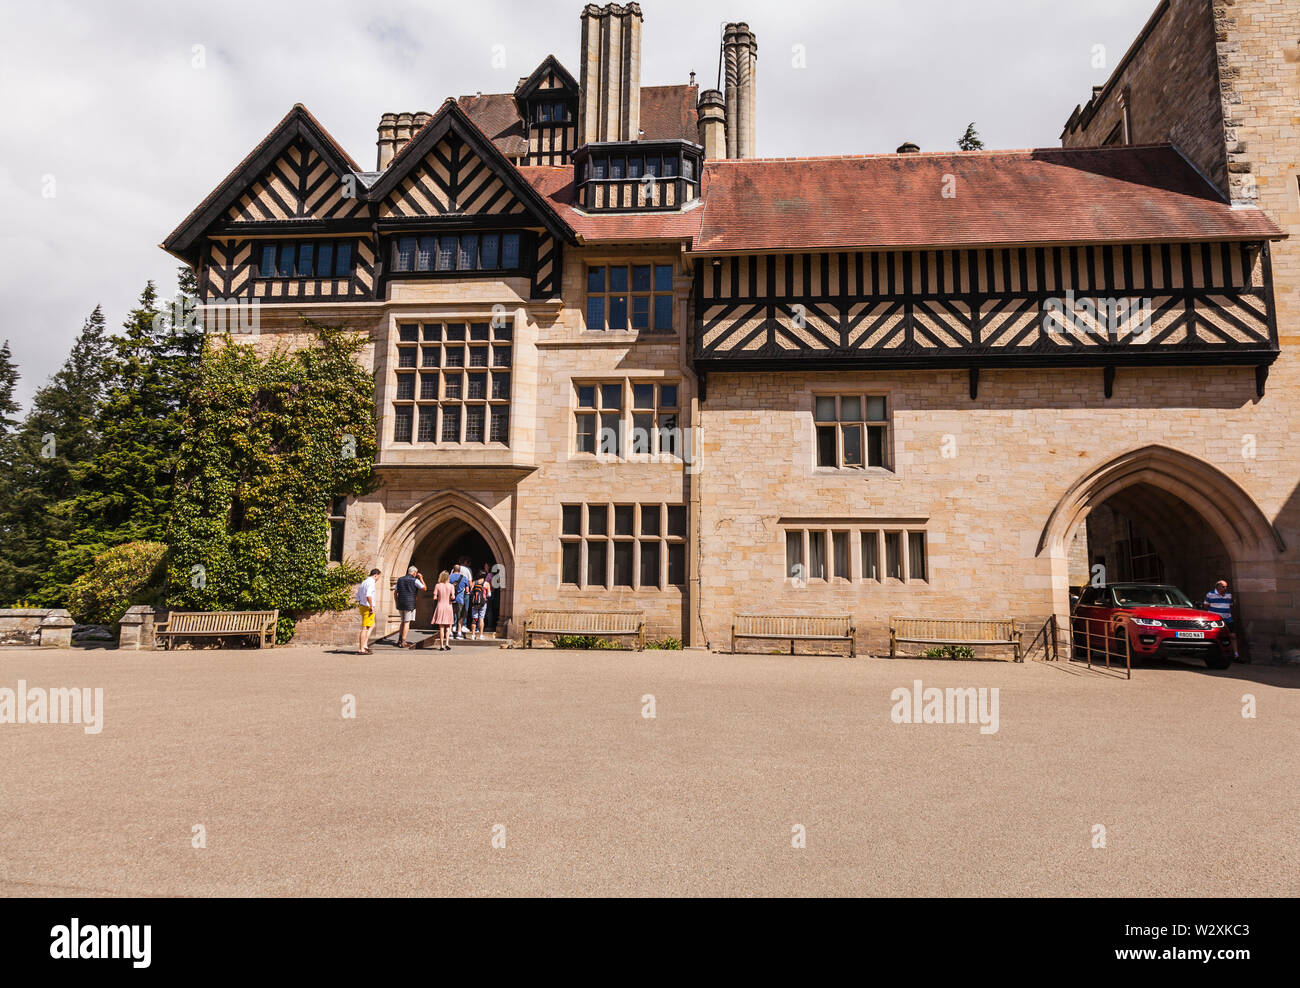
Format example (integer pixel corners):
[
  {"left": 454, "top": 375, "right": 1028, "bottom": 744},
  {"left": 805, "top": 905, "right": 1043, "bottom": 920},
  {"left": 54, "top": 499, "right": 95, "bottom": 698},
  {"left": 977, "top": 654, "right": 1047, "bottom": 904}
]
[
  {"left": 394, "top": 112, "right": 414, "bottom": 149},
  {"left": 376, "top": 110, "right": 433, "bottom": 169},
  {"left": 697, "top": 89, "right": 726, "bottom": 159},
  {"left": 376, "top": 112, "right": 398, "bottom": 169},
  {"left": 723, "top": 22, "right": 758, "bottom": 158},
  {"left": 578, "top": 3, "right": 643, "bottom": 146}
]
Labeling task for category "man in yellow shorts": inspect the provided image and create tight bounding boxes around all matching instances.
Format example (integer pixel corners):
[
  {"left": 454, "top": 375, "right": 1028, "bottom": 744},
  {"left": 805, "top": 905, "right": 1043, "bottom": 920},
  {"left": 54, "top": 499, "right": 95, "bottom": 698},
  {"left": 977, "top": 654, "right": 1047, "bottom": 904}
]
[{"left": 356, "top": 568, "right": 381, "bottom": 654}]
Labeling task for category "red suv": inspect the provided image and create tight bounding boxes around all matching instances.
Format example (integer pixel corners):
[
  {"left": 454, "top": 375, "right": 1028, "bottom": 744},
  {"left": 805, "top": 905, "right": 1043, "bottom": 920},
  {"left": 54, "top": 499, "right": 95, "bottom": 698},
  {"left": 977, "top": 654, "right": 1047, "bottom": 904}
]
[{"left": 1072, "top": 583, "right": 1232, "bottom": 669}]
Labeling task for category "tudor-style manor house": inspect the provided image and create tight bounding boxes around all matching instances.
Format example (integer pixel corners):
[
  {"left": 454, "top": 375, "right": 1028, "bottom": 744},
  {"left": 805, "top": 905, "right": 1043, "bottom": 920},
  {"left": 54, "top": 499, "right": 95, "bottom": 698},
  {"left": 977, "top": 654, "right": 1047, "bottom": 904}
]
[{"left": 165, "top": 0, "right": 1300, "bottom": 656}]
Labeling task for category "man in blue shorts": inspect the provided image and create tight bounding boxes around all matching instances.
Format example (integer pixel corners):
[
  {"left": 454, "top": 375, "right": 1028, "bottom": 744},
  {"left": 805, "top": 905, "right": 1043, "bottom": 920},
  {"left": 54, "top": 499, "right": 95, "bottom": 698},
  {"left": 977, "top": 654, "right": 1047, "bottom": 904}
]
[{"left": 1203, "top": 579, "right": 1240, "bottom": 662}]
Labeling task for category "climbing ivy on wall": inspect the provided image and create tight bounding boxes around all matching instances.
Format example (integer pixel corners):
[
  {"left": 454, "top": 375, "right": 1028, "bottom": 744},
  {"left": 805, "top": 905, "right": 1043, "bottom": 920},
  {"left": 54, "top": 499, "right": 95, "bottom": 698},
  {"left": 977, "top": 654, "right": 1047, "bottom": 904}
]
[{"left": 165, "top": 323, "right": 377, "bottom": 642}]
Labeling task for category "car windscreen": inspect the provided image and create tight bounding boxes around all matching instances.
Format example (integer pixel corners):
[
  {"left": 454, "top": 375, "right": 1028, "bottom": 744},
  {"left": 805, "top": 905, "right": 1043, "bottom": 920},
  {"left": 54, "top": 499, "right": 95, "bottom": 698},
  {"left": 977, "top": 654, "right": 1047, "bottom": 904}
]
[{"left": 1113, "top": 586, "right": 1193, "bottom": 608}]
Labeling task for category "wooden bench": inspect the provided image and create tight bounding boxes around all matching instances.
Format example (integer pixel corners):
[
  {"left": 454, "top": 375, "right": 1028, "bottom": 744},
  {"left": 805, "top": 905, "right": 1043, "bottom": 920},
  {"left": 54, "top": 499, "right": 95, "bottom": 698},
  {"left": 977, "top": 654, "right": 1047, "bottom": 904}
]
[
  {"left": 889, "top": 617, "right": 1021, "bottom": 661},
  {"left": 524, "top": 609, "right": 646, "bottom": 649},
  {"left": 154, "top": 610, "right": 279, "bottom": 650},
  {"left": 731, "top": 615, "right": 855, "bottom": 656}
]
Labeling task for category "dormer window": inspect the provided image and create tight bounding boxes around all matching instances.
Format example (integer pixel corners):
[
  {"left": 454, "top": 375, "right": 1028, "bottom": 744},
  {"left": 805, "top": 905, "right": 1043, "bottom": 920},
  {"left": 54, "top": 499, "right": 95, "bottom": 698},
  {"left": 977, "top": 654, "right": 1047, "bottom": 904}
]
[
  {"left": 536, "top": 102, "right": 572, "bottom": 123},
  {"left": 573, "top": 140, "right": 703, "bottom": 212}
]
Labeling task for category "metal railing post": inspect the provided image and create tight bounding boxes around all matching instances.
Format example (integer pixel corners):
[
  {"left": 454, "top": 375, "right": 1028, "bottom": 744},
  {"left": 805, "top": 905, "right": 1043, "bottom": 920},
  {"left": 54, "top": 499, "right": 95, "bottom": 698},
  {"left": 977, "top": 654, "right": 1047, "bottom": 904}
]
[{"left": 1086, "top": 615, "right": 1092, "bottom": 671}]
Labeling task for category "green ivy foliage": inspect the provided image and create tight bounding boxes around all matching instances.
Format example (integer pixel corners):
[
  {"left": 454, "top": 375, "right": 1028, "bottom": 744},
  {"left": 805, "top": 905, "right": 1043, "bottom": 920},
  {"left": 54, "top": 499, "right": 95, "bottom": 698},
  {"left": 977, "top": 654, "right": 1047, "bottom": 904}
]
[
  {"left": 165, "top": 324, "right": 377, "bottom": 642},
  {"left": 65, "top": 540, "right": 167, "bottom": 625}
]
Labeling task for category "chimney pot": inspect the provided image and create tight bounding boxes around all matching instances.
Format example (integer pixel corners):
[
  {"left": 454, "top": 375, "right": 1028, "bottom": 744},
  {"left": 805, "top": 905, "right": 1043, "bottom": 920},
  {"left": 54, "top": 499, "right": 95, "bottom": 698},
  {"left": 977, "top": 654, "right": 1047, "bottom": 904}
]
[
  {"left": 376, "top": 112, "right": 399, "bottom": 170},
  {"left": 578, "top": 2, "right": 644, "bottom": 145},
  {"left": 722, "top": 21, "right": 758, "bottom": 158},
  {"left": 697, "top": 88, "right": 726, "bottom": 159}
]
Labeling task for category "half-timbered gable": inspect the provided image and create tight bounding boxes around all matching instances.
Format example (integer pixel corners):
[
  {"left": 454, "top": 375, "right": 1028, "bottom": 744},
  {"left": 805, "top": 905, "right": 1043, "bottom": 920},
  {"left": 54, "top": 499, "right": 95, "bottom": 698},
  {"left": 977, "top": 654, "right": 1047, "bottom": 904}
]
[
  {"left": 513, "top": 55, "right": 580, "bottom": 166},
  {"left": 366, "top": 100, "right": 576, "bottom": 301},
  {"left": 372, "top": 100, "right": 572, "bottom": 220},
  {"left": 223, "top": 138, "right": 367, "bottom": 224},
  {"left": 377, "top": 135, "right": 531, "bottom": 219},
  {"left": 162, "top": 104, "right": 373, "bottom": 303}
]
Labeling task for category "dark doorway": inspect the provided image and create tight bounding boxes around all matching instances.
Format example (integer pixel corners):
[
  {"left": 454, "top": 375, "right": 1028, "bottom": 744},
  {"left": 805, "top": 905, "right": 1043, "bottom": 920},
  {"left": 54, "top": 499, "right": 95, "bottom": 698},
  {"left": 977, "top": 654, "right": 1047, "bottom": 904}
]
[
  {"left": 408, "top": 519, "right": 500, "bottom": 631},
  {"left": 1084, "top": 483, "right": 1231, "bottom": 603}
]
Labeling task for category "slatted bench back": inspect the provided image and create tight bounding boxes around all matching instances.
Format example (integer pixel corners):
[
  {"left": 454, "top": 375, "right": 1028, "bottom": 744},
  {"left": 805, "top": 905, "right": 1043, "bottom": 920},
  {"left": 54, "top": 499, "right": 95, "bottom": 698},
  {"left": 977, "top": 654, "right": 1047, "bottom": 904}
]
[
  {"left": 733, "top": 614, "right": 852, "bottom": 638},
  {"left": 892, "top": 618, "right": 1017, "bottom": 643},
  {"left": 165, "top": 611, "right": 278, "bottom": 634},
  {"left": 527, "top": 610, "right": 644, "bottom": 634}
]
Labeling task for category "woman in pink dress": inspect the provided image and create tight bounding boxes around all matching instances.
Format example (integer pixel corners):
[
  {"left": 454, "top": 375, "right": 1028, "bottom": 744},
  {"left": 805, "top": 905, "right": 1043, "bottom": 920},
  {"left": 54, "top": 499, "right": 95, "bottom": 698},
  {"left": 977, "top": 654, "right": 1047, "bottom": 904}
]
[{"left": 431, "top": 570, "right": 455, "bottom": 651}]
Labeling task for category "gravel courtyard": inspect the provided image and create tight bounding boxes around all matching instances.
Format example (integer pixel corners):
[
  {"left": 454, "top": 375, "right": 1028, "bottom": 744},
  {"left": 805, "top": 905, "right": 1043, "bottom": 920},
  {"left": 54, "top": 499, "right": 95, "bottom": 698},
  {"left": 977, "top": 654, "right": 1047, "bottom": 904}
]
[{"left": 1, "top": 645, "right": 1295, "bottom": 897}]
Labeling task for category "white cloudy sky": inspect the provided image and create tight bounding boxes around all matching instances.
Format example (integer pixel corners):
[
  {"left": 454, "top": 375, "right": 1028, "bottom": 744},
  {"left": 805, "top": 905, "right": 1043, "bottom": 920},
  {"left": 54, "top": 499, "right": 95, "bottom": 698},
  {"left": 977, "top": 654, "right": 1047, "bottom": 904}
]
[{"left": 0, "top": 0, "right": 1158, "bottom": 408}]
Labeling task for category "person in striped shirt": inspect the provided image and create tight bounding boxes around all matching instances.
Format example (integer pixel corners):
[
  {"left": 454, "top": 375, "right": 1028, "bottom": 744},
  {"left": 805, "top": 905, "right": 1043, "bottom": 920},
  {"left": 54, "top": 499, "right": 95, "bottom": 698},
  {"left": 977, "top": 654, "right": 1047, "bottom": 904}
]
[{"left": 1203, "top": 580, "right": 1239, "bottom": 661}]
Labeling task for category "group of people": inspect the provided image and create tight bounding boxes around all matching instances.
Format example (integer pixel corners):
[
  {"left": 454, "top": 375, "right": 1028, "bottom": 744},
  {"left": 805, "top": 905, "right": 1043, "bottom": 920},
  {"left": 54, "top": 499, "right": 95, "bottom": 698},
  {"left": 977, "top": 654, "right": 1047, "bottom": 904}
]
[{"left": 354, "top": 556, "right": 494, "bottom": 654}]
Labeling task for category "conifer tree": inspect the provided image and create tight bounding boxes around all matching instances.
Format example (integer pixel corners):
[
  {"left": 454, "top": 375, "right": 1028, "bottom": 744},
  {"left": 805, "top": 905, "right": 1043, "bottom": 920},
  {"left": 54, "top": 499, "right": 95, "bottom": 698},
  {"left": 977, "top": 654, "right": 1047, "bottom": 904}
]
[
  {"left": 958, "top": 122, "right": 985, "bottom": 151},
  {"left": 0, "top": 308, "right": 112, "bottom": 602},
  {"left": 0, "top": 340, "right": 20, "bottom": 457},
  {"left": 38, "top": 276, "right": 202, "bottom": 601}
]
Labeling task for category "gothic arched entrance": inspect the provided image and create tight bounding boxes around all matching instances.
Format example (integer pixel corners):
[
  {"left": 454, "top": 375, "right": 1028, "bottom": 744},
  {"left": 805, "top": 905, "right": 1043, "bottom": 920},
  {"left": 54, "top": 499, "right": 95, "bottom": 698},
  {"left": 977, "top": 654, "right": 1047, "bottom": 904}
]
[
  {"left": 408, "top": 520, "right": 499, "bottom": 630},
  {"left": 377, "top": 491, "right": 514, "bottom": 636},
  {"left": 1037, "top": 445, "right": 1285, "bottom": 648}
]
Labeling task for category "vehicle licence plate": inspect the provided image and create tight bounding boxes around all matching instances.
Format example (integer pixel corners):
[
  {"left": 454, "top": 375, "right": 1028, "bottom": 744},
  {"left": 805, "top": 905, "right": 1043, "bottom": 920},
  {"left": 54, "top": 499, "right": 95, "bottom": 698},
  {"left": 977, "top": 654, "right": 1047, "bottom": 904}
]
[{"left": 1176, "top": 631, "right": 1205, "bottom": 639}]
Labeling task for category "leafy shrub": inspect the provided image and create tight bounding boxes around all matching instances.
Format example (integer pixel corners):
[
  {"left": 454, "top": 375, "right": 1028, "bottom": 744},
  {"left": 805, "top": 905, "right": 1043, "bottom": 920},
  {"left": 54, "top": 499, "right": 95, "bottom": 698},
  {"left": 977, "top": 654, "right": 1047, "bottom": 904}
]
[
  {"left": 65, "top": 541, "right": 168, "bottom": 624},
  {"left": 553, "top": 634, "right": 621, "bottom": 650},
  {"left": 645, "top": 636, "right": 683, "bottom": 650},
  {"left": 165, "top": 326, "right": 376, "bottom": 644},
  {"left": 923, "top": 644, "right": 976, "bottom": 660}
]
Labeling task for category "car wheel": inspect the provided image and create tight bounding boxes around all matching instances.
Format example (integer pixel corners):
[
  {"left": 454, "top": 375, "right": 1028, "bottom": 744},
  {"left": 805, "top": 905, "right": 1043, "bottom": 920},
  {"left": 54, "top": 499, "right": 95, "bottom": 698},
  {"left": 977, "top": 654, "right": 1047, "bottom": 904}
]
[
  {"left": 1206, "top": 652, "right": 1231, "bottom": 671},
  {"left": 1112, "top": 632, "right": 1129, "bottom": 664}
]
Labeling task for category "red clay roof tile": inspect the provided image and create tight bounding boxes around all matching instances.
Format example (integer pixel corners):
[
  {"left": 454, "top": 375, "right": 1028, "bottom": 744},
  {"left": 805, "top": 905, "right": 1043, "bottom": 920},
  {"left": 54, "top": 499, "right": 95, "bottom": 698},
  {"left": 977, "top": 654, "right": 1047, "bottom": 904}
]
[
  {"left": 520, "top": 144, "right": 1280, "bottom": 250},
  {"left": 693, "top": 145, "right": 1282, "bottom": 252},
  {"left": 637, "top": 84, "right": 699, "bottom": 143},
  {"left": 456, "top": 93, "right": 529, "bottom": 157}
]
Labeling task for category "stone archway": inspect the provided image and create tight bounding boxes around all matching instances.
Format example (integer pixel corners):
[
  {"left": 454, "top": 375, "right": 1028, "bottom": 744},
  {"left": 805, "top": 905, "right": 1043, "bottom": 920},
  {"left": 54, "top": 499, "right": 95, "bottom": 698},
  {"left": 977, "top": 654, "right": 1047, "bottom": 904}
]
[
  {"left": 376, "top": 490, "right": 515, "bottom": 634},
  {"left": 1037, "top": 445, "right": 1285, "bottom": 635}
]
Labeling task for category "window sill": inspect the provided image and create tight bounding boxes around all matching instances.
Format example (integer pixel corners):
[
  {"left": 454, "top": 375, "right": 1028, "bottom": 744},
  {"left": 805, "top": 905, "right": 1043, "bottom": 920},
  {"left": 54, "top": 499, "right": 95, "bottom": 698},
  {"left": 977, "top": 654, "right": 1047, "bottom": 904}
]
[
  {"left": 568, "top": 453, "right": 685, "bottom": 465},
  {"left": 812, "top": 466, "right": 895, "bottom": 475},
  {"left": 557, "top": 585, "right": 685, "bottom": 592},
  {"left": 579, "top": 329, "right": 677, "bottom": 340}
]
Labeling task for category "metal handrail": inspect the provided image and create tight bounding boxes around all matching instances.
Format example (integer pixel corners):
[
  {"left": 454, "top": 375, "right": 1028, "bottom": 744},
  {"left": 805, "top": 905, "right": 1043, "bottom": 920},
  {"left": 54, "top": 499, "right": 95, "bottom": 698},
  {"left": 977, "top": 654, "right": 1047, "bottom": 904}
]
[{"left": 1070, "top": 610, "right": 1132, "bottom": 680}]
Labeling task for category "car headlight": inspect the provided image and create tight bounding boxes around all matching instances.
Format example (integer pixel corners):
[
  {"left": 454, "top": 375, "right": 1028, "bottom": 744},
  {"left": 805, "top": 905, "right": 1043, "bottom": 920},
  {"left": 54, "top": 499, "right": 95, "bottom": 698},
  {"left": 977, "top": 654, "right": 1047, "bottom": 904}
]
[
  {"left": 1132, "top": 618, "right": 1164, "bottom": 627},
  {"left": 1208, "top": 619, "right": 1224, "bottom": 628}
]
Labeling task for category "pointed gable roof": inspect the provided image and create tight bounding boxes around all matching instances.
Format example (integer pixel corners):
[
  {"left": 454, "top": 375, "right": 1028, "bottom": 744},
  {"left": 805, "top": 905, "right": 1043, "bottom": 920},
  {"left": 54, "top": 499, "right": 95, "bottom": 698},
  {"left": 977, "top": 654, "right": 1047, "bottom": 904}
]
[
  {"left": 162, "top": 104, "right": 363, "bottom": 262},
  {"left": 368, "top": 98, "right": 575, "bottom": 241},
  {"left": 513, "top": 54, "right": 579, "bottom": 104},
  {"left": 457, "top": 93, "right": 529, "bottom": 157}
]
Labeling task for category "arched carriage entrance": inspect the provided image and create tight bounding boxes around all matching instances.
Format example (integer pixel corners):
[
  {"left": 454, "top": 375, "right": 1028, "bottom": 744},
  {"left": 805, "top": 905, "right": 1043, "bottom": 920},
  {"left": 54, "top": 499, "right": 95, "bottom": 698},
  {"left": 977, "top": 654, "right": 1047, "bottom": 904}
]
[
  {"left": 1037, "top": 445, "right": 1284, "bottom": 637},
  {"left": 377, "top": 491, "right": 514, "bottom": 635}
]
